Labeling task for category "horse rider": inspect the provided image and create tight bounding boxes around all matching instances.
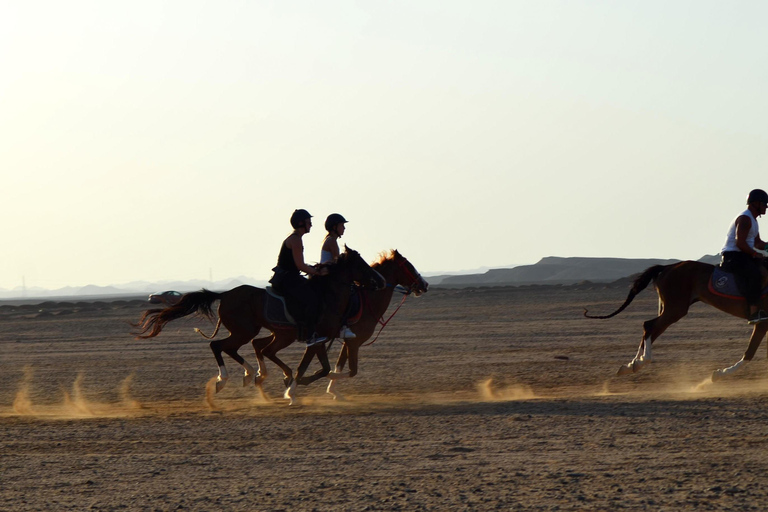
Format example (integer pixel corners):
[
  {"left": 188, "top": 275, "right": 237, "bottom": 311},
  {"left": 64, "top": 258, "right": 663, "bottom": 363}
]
[
  {"left": 320, "top": 213, "right": 356, "bottom": 339},
  {"left": 269, "top": 209, "right": 329, "bottom": 346},
  {"left": 721, "top": 189, "right": 768, "bottom": 324}
]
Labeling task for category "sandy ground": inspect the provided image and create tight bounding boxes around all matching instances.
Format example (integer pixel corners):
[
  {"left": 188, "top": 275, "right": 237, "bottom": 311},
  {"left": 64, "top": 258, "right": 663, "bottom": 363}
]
[{"left": 3, "top": 285, "right": 768, "bottom": 510}]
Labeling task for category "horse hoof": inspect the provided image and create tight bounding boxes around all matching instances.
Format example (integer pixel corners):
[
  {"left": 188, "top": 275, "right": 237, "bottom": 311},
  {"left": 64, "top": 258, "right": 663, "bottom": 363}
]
[
  {"left": 215, "top": 378, "right": 228, "bottom": 393},
  {"left": 616, "top": 364, "right": 633, "bottom": 376},
  {"left": 242, "top": 374, "right": 254, "bottom": 387},
  {"left": 711, "top": 369, "right": 724, "bottom": 382},
  {"left": 283, "top": 381, "right": 297, "bottom": 401},
  {"left": 254, "top": 374, "right": 266, "bottom": 386}
]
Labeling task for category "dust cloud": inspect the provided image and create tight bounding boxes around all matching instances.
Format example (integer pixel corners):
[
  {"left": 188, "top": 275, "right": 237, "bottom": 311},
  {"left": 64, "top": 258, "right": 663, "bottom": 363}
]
[
  {"left": 8, "top": 370, "right": 146, "bottom": 419},
  {"left": 477, "top": 378, "right": 536, "bottom": 401},
  {"left": 12, "top": 366, "right": 35, "bottom": 415}
]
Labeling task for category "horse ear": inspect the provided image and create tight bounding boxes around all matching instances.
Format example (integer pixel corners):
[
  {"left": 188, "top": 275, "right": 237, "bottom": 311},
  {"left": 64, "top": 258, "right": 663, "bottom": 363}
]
[{"left": 393, "top": 249, "right": 401, "bottom": 259}]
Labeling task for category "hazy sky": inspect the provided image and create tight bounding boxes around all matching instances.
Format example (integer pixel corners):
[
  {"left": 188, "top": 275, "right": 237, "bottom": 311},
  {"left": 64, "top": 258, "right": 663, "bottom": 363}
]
[{"left": 2, "top": 1, "right": 768, "bottom": 290}]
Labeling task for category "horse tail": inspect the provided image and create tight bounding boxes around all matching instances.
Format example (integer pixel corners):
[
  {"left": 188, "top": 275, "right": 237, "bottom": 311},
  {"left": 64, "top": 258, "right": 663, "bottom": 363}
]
[
  {"left": 194, "top": 318, "right": 222, "bottom": 339},
  {"left": 583, "top": 265, "right": 668, "bottom": 319},
  {"left": 133, "top": 289, "right": 221, "bottom": 339}
]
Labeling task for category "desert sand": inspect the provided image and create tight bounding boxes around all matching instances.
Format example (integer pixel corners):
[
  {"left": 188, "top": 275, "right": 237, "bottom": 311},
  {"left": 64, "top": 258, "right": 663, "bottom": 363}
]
[{"left": 3, "top": 285, "right": 768, "bottom": 511}]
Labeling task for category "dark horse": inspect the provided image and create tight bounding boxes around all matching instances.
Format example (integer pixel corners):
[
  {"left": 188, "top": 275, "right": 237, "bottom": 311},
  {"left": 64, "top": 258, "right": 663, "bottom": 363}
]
[
  {"left": 584, "top": 260, "right": 768, "bottom": 380},
  {"left": 322, "top": 250, "right": 428, "bottom": 400},
  {"left": 133, "top": 247, "right": 386, "bottom": 402}
]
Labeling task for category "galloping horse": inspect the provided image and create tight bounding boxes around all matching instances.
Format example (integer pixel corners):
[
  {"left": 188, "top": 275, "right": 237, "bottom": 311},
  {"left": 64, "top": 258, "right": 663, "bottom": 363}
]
[
  {"left": 322, "top": 250, "right": 429, "bottom": 400},
  {"left": 133, "top": 247, "right": 385, "bottom": 395},
  {"left": 584, "top": 260, "right": 768, "bottom": 380}
]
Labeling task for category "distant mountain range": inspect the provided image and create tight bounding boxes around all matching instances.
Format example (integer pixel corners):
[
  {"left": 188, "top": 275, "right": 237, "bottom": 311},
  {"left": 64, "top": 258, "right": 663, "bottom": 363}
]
[
  {"left": 0, "top": 276, "right": 269, "bottom": 300},
  {"left": 430, "top": 255, "right": 722, "bottom": 287},
  {"left": 0, "top": 255, "right": 725, "bottom": 299}
]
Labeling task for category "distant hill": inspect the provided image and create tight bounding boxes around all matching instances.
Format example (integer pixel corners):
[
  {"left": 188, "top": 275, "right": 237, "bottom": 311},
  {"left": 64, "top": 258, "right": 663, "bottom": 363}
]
[
  {"left": 0, "top": 276, "right": 269, "bottom": 300},
  {"left": 437, "top": 255, "right": 722, "bottom": 287}
]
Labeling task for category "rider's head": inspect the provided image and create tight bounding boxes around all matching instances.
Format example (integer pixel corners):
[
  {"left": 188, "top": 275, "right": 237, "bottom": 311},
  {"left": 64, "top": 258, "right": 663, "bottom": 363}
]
[
  {"left": 747, "top": 189, "right": 768, "bottom": 205},
  {"left": 325, "top": 213, "right": 348, "bottom": 237},
  {"left": 290, "top": 209, "right": 313, "bottom": 231}
]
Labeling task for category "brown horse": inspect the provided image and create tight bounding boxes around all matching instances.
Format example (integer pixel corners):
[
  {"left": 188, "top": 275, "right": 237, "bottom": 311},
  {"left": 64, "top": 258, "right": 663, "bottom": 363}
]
[
  {"left": 252, "top": 250, "right": 428, "bottom": 403},
  {"left": 321, "top": 250, "right": 429, "bottom": 400},
  {"left": 584, "top": 260, "right": 768, "bottom": 380},
  {"left": 133, "top": 247, "right": 386, "bottom": 399}
]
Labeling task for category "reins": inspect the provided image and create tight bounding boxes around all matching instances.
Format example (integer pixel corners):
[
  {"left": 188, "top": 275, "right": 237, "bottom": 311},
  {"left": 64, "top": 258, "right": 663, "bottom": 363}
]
[{"left": 361, "top": 283, "right": 410, "bottom": 347}]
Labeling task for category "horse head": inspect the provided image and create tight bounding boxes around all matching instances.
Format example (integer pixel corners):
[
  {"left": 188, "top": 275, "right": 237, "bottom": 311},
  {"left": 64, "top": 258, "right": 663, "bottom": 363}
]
[
  {"left": 336, "top": 245, "right": 386, "bottom": 290},
  {"left": 390, "top": 250, "right": 429, "bottom": 296}
]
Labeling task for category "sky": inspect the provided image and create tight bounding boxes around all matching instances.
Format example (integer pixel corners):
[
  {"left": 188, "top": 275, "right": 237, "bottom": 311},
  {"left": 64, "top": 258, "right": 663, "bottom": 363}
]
[{"left": 2, "top": 0, "right": 768, "bottom": 291}]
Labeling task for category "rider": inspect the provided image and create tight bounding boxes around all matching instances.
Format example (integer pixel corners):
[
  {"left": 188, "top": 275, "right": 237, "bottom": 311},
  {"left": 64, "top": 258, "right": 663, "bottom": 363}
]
[
  {"left": 269, "top": 209, "right": 329, "bottom": 346},
  {"left": 321, "top": 213, "right": 356, "bottom": 339},
  {"left": 721, "top": 189, "right": 768, "bottom": 324}
]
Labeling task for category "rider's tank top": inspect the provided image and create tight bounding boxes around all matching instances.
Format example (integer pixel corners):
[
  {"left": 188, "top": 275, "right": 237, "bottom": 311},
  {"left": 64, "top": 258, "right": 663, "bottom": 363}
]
[
  {"left": 276, "top": 242, "right": 300, "bottom": 275},
  {"left": 320, "top": 250, "right": 333, "bottom": 264},
  {"left": 722, "top": 209, "right": 759, "bottom": 253}
]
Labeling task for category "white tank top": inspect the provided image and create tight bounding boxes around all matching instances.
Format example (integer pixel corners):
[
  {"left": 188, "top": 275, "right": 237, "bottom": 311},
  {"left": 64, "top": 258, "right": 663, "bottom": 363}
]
[
  {"left": 320, "top": 250, "right": 334, "bottom": 264},
  {"left": 722, "top": 209, "right": 759, "bottom": 253}
]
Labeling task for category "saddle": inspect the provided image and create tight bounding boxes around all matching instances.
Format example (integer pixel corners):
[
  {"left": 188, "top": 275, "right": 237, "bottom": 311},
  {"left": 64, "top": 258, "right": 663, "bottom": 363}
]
[
  {"left": 263, "top": 285, "right": 364, "bottom": 329},
  {"left": 708, "top": 267, "right": 768, "bottom": 300},
  {"left": 263, "top": 287, "right": 297, "bottom": 326},
  {"left": 344, "top": 286, "right": 364, "bottom": 326}
]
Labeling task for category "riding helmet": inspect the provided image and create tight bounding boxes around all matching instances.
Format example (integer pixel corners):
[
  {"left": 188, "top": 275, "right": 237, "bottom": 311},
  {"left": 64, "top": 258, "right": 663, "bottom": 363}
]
[
  {"left": 290, "top": 209, "right": 312, "bottom": 229},
  {"left": 747, "top": 189, "right": 768, "bottom": 204},
  {"left": 325, "top": 213, "right": 348, "bottom": 232}
]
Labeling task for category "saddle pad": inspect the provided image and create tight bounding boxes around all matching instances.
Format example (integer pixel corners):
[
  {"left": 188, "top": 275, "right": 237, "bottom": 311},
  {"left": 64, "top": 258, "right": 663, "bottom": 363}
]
[
  {"left": 264, "top": 287, "right": 296, "bottom": 326},
  {"left": 709, "top": 267, "right": 768, "bottom": 300},
  {"left": 344, "top": 287, "right": 363, "bottom": 326}
]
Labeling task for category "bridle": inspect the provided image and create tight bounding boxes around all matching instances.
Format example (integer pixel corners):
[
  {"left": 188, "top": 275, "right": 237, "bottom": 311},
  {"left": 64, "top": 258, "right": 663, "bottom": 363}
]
[
  {"left": 361, "top": 257, "right": 424, "bottom": 346},
  {"left": 396, "top": 258, "right": 425, "bottom": 295}
]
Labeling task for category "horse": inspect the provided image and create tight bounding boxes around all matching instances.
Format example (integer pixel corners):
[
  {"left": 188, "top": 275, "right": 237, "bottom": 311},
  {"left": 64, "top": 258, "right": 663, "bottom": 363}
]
[
  {"left": 583, "top": 260, "right": 768, "bottom": 381},
  {"left": 252, "top": 249, "right": 428, "bottom": 403},
  {"left": 316, "top": 250, "right": 429, "bottom": 400},
  {"left": 132, "top": 247, "right": 386, "bottom": 399}
]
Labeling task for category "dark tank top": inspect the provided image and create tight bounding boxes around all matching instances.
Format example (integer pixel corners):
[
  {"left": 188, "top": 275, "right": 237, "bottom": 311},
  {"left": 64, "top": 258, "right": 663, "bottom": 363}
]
[{"left": 276, "top": 241, "right": 300, "bottom": 275}]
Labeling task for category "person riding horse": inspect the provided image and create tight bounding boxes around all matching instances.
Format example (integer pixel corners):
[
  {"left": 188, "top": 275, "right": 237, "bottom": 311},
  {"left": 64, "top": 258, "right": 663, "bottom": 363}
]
[
  {"left": 269, "top": 209, "right": 329, "bottom": 346},
  {"left": 721, "top": 189, "right": 768, "bottom": 324},
  {"left": 320, "top": 213, "right": 355, "bottom": 340}
]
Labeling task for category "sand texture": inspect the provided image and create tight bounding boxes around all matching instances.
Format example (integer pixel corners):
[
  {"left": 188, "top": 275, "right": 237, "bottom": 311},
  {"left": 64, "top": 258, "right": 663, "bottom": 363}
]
[{"left": 3, "top": 285, "right": 768, "bottom": 510}]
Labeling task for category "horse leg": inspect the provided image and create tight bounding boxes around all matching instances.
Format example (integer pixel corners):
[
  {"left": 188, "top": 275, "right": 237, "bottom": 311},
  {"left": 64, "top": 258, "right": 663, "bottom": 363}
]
[
  {"left": 328, "top": 343, "right": 359, "bottom": 400},
  {"left": 327, "top": 343, "right": 350, "bottom": 398},
  {"left": 296, "top": 345, "right": 331, "bottom": 386},
  {"left": 261, "top": 333, "right": 297, "bottom": 390},
  {"left": 712, "top": 323, "right": 768, "bottom": 381},
  {"left": 211, "top": 334, "right": 253, "bottom": 392},
  {"left": 251, "top": 334, "right": 275, "bottom": 385},
  {"left": 617, "top": 306, "right": 687, "bottom": 376},
  {"left": 210, "top": 338, "right": 232, "bottom": 392},
  {"left": 220, "top": 338, "right": 255, "bottom": 387}
]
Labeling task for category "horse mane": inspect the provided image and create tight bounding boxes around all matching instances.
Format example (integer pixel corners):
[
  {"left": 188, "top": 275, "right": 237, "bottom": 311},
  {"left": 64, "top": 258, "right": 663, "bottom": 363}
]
[{"left": 373, "top": 249, "right": 397, "bottom": 267}]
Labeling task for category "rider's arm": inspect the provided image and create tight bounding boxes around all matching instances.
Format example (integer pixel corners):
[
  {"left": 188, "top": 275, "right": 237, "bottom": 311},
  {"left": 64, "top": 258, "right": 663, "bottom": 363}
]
[
  {"left": 735, "top": 216, "right": 763, "bottom": 257},
  {"left": 755, "top": 234, "right": 767, "bottom": 251},
  {"left": 288, "top": 237, "right": 320, "bottom": 275}
]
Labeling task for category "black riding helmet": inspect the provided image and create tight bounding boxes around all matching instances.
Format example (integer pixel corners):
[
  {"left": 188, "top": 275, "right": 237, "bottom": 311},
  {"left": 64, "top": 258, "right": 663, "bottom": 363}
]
[
  {"left": 747, "top": 189, "right": 768, "bottom": 204},
  {"left": 290, "top": 209, "right": 312, "bottom": 229},
  {"left": 325, "top": 213, "right": 348, "bottom": 233}
]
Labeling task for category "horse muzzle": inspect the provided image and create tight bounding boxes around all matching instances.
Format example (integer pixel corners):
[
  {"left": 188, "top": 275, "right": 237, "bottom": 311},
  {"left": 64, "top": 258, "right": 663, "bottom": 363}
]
[{"left": 412, "top": 278, "right": 429, "bottom": 296}]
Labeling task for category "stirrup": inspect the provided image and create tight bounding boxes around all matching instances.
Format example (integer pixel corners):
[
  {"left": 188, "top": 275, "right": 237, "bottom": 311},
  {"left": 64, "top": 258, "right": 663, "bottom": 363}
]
[
  {"left": 306, "top": 334, "right": 328, "bottom": 346},
  {"left": 747, "top": 310, "right": 768, "bottom": 324}
]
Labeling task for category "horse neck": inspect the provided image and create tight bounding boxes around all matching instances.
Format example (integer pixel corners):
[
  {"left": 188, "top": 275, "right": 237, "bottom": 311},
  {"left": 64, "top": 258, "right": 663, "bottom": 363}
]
[{"left": 364, "top": 261, "right": 398, "bottom": 317}]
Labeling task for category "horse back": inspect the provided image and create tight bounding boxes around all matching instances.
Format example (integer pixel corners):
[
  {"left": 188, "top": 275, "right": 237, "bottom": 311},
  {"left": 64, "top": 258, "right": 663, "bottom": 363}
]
[{"left": 655, "top": 260, "right": 714, "bottom": 300}]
